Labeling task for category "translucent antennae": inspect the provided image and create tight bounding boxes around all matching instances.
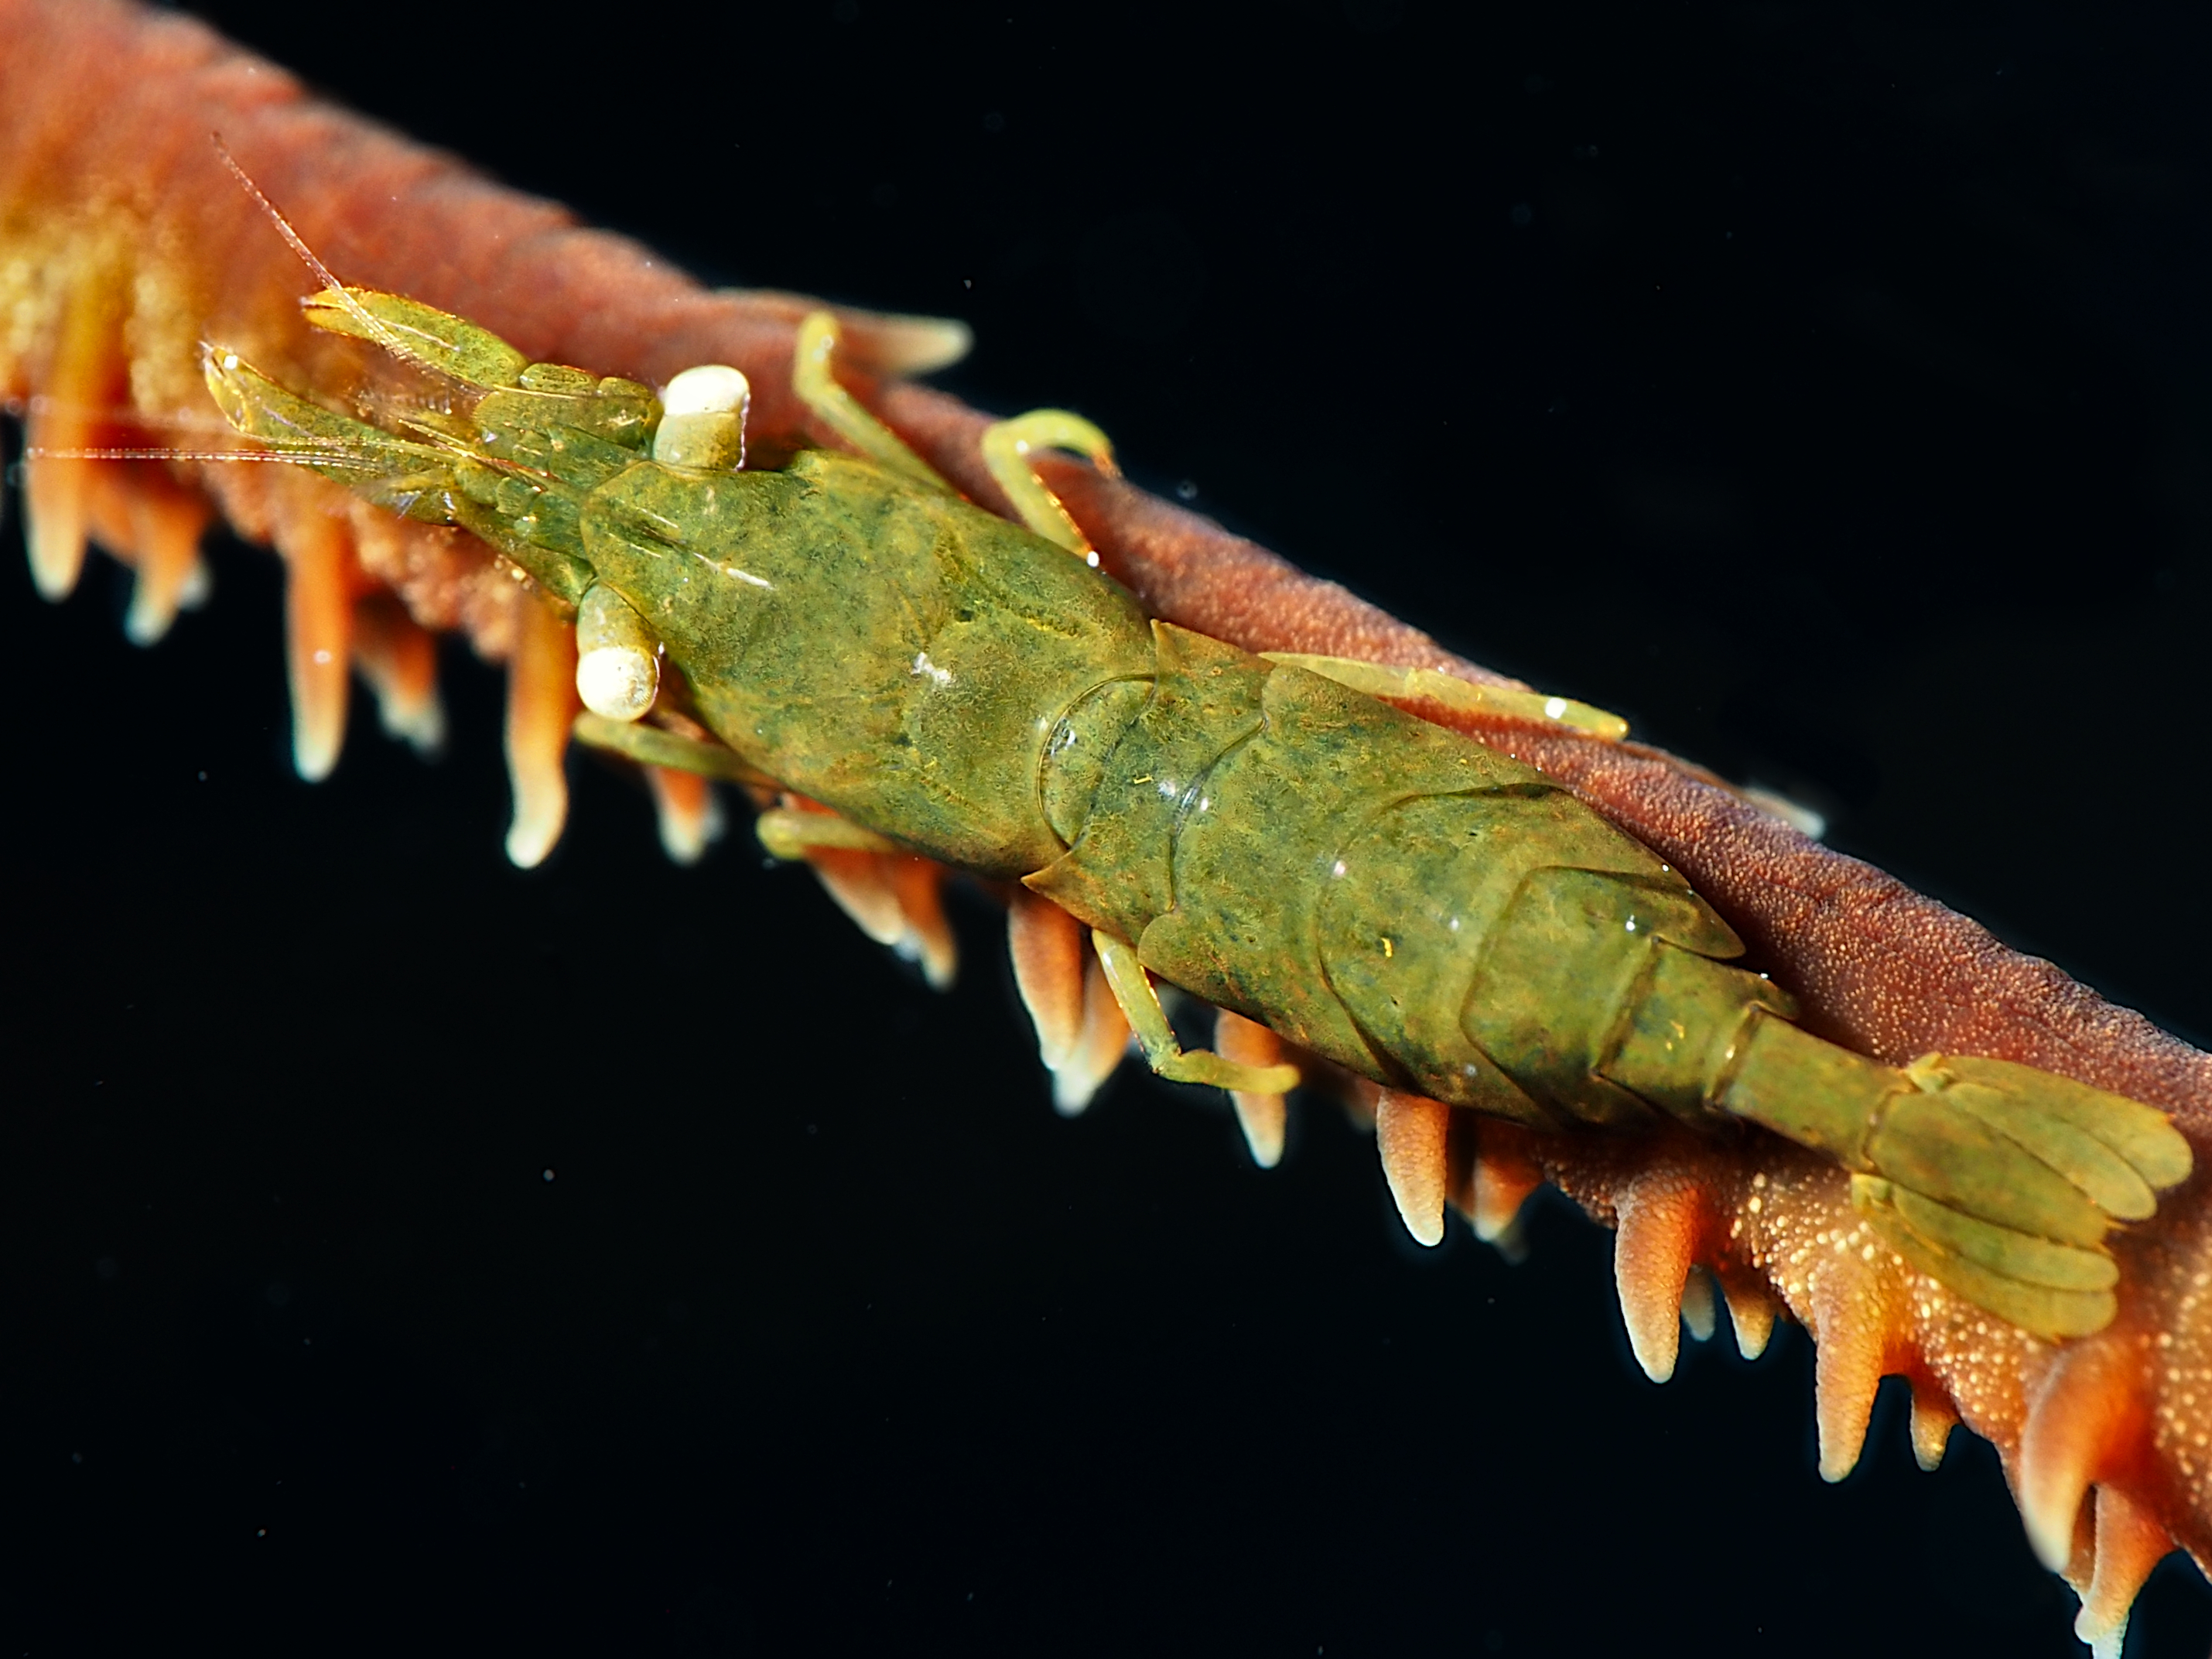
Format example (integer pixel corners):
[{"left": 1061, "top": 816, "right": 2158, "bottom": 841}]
[
  {"left": 28, "top": 444, "right": 385, "bottom": 471},
  {"left": 24, "top": 393, "right": 248, "bottom": 441},
  {"left": 210, "top": 134, "right": 437, "bottom": 378}
]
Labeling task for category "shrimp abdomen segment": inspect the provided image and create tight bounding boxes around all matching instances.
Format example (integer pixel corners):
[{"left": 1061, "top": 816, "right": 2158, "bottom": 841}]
[{"left": 1048, "top": 635, "right": 1754, "bottom": 1127}]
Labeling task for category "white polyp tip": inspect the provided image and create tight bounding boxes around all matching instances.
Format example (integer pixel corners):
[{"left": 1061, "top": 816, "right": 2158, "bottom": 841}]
[
  {"left": 506, "top": 815, "right": 559, "bottom": 871},
  {"left": 1051, "top": 1068, "right": 1100, "bottom": 1118},
  {"left": 124, "top": 588, "right": 176, "bottom": 648},
  {"left": 576, "top": 645, "right": 658, "bottom": 721},
  {"left": 662, "top": 364, "right": 750, "bottom": 417},
  {"left": 1400, "top": 1208, "right": 1447, "bottom": 1250},
  {"left": 292, "top": 727, "right": 340, "bottom": 784}
]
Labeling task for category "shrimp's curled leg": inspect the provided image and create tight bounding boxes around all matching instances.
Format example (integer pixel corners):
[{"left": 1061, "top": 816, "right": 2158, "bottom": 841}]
[
  {"left": 1091, "top": 929, "right": 1301, "bottom": 1096},
  {"left": 980, "top": 410, "right": 1119, "bottom": 562},
  {"left": 791, "top": 311, "right": 950, "bottom": 491}
]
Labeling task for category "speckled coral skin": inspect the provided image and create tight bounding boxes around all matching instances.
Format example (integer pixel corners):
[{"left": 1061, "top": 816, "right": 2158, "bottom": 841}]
[{"left": 0, "top": 0, "right": 2207, "bottom": 1641}]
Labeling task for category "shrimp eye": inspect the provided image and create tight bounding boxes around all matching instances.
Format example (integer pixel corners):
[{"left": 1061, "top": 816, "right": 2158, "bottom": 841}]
[{"left": 654, "top": 364, "right": 750, "bottom": 471}]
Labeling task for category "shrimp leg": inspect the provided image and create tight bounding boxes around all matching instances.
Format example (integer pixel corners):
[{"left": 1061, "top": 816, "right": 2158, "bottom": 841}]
[
  {"left": 791, "top": 311, "right": 950, "bottom": 491},
  {"left": 1092, "top": 929, "right": 1301, "bottom": 1096},
  {"left": 980, "top": 410, "right": 1118, "bottom": 559}
]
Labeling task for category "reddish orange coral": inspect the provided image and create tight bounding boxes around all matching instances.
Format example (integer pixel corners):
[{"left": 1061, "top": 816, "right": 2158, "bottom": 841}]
[{"left": 3, "top": 1, "right": 2207, "bottom": 1650}]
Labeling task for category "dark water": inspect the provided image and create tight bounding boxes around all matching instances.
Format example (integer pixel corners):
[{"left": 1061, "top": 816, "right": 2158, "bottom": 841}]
[{"left": 7, "top": 2, "right": 2212, "bottom": 1653}]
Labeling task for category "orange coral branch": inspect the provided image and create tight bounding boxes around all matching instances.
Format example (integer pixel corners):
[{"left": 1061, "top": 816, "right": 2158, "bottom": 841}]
[{"left": 4, "top": 1, "right": 2208, "bottom": 1651}]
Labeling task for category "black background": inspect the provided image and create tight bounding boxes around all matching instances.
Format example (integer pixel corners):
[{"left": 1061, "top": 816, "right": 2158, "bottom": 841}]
[{"left": 7, "top": 2, "right": 2212, "bottom": 1654}]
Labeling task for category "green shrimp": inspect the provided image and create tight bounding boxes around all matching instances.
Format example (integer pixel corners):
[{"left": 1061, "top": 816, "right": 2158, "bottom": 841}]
[{"left": 200, "top": 282, "right": 2190, "bottom": 1343}]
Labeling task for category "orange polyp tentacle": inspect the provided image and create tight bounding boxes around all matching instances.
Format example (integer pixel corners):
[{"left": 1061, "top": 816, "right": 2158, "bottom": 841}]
[
  {"left": 1009, "top": 889, "right": 1089, "bottom": 1076},
  {"left": 1337, "top": 1076, "right": 1381, "bottom": 1134},
  {"left": 348, "top": 593, "right": 445, "bottom": 756},
  {"left": 2019, "top": 1330, "right": 2153, "bottom": 1572},
  {"left": 77, "top": 455, "right": 212, "bottom": 650},
  {"left": 1004, "top": 890, "right": 1136, "bottom": 1115},
  {"left": 644, "top": 765, "right": 720, "bottom": 867},
  {"left": 22, "top": 255, "right": 126, "bottom": 602},
  {"left": 1908, "top": 1378, "right": 1960, "bottom": 1471},
  {"left": 1614, "top": 1172, "right": 1704, "bottom": 1383},
  {"left": 1717, "top": 1274, "right": 1779, "bottom": 1361},
  {"left": 886, "top": 857, "right": 956, "bottom": 992},
  {"left": 1375, "top": 1090, "right": 1451, "bottom": 1247},
  {"left": 2077, "top": 1486, "right": 2176, "bottom": 1659},
  {"left": 1060, "top": 953, "right": 1133, "bottom": 1117},
  {"left": 73, "top": 454, "right": 212, "bottom": 644},
  {"left": 1808, "top": 1247, "right": 1899, "bottom": 1483},
  {"left": 22, "top": 418, "right": 91, "bottom": 602},
  {"left": 1679, "top": 1264, "right": 1718, "bottom": 1343},
  {"left": 798, "top": 835, "right": 957, "bottom": 992},
  {"left": 275, "top": 502, "right": 354, "bottom": 783},
  {"left": 116, "top": 477, "right": 213, "bottom": 645},
  {"left": 502, "top": 593, "right": 576, "bottom": 868},
  {"left": 1215, "top": 1008, "right": 1290, "bottom": 1168},
  {"left": 807, "top": 847, "right": 910, "bottom": 949},
  {"left": 1468, "top": 1132, "right": 1545, "bottom": 1264}
]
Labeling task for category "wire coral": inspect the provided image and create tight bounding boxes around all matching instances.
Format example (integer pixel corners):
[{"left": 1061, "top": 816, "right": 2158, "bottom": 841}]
[{"left": 5, "top": 2, "right": 2208, "bottom": 1652}]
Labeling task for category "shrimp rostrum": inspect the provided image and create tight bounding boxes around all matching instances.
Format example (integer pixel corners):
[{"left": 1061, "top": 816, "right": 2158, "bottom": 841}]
[{"left": 203, "top": 281, "right": 2191, "bottom": 1345}]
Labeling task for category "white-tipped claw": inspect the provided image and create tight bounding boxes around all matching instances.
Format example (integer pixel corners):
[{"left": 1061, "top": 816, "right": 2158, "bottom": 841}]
[{"left": 575, "top": 585, "right": 662, "bottom": 720}]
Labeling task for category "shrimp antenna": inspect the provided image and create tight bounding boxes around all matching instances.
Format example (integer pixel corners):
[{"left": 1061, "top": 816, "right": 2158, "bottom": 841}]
[
  {"left": 26, "top": 444, "right": 381, "bottom": 471},
  {"left": 210, "top": 133, "right": 439, "bottom": 379}
]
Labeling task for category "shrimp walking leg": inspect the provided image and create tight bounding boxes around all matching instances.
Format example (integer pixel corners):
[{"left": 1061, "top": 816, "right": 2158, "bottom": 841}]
[
  {"left": 791, "top": 311, "right": 949, "bottom": 491},
  {"left": 1092, "top": 929, "right": 1301, "bottom": 1096},
  {"left": 1265, "top": 650, "right": 1629, "bottom": 742},
  {"left": 569, "top": 713, "right": 769, "bottom": 785},
  {"left": 980, "top": 410, "right": 1118, "bottom": 558},
  {"left": 754, "top": 807, "right": 902, "bottom": 859}
]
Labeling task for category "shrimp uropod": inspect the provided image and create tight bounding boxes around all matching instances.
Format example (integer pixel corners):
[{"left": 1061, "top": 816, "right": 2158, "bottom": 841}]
[{"left": 4, "top": 2, "right": 2210, "bottom": 1656}]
